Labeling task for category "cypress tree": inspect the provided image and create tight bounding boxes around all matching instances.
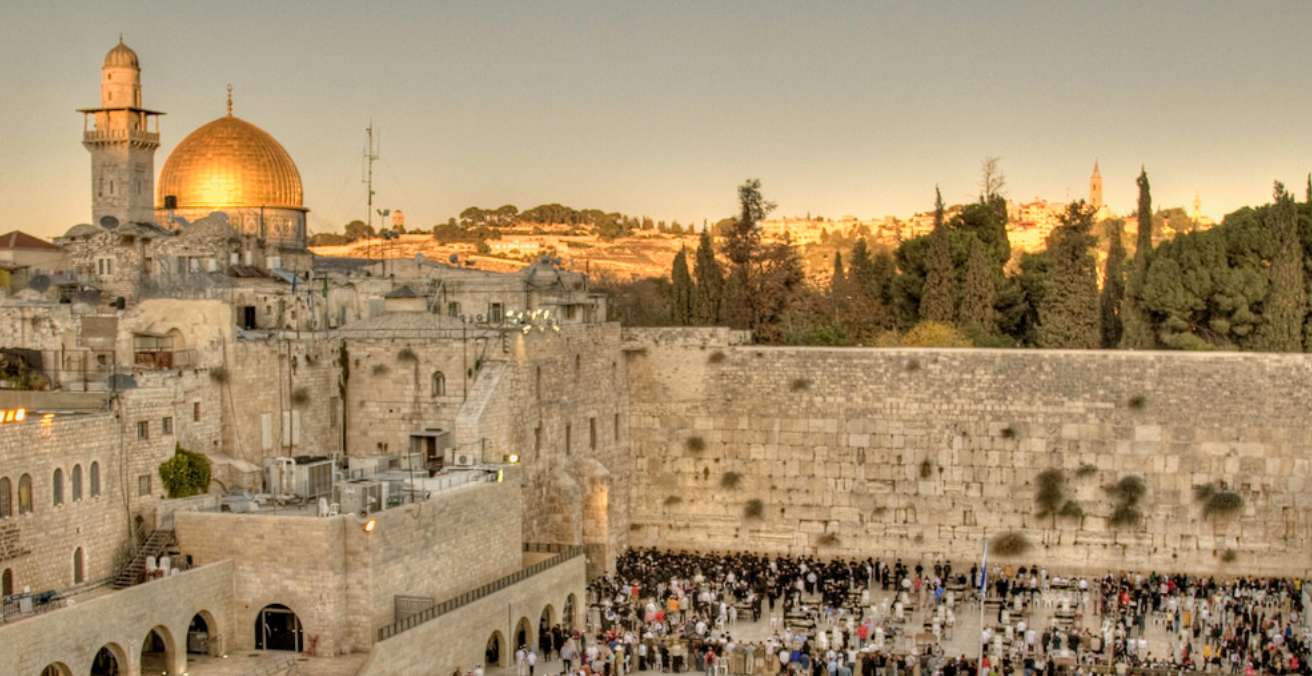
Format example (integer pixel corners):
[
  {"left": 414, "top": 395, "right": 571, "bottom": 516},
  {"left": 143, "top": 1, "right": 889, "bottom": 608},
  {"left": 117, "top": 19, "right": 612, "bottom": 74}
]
[
  {"left": 1253, "top": 183, "right": 1305, "bottom": 352},
  {"left": 1100, "top": 219, "right": 1126, "bottom": 349},
  {"left": 958, "top": 237, "right": 997, "bottom": 333},
  {"left": 670, "top": 248, "right": 694, "bottom": 325},
  {"left": 921, "top": 219, "right": 956, "bottom": 324},
  {"left": 830, "top": 251, "right": 846, "bottom": 296},
  {"left": 1038, "top": 202, "right": 1101, "bottom": 349},
  {"left": 693, "top": 229, "right": 723, "bottom": 325},
  {"left": 1121, "top": 168, "right": 1157, "bottom": 349}
]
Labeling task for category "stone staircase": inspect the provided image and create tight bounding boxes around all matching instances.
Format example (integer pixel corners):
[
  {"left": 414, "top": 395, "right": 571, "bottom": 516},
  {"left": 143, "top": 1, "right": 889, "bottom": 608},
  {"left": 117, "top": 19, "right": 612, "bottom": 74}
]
[{"left": 112, "top": 528, "right": 175, "bottom": 589}]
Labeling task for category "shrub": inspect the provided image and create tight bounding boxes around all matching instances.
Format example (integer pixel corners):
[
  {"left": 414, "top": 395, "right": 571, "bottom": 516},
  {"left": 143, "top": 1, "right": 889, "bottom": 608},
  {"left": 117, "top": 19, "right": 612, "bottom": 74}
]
[
  {"left": 1035, "top": 469, "right": 1066, "bottom": 517},
  {"left": 721, "top": 472, "right": 743, "bottom": 488},
  {"left": 1127, "top": 395, "right": 1147, "bottom": 410},
  {"left": 209, "top": 366, "right": 229, "bottom": 384},
  {"left": 291, "top": 387, "right": 311, "bottom": 408},
  {"left": 1203, "top": 491, "right": 1243, "bottom": 518},
  {"left": 1000, "top": 426, "right": 1017, "bottom": 439},
  {"left": 902, "top": 321, "right": 973, "bottom": 348},
  {"left": 990, "top": 531, "right": 1031, "bottom": 557},
  {"left": 1220, "top": 549, "right": 1238, "bottom": 563},
  {"left": 919, "top": 458, "right": 935, "bottom": 479},
  {"left": 1076, "top": 464, "right": 1098, "bottom": 478},
  {"left": 397, "top": 347, "right": 419, "bottom": 363},
  {"left": 1058, "top": 501, "right": 1084, "bottom": 519},
  {"left": 789, "top": 378, "right": 811, "bottom": 392},
  {"left": 664, "top": 495, "right": 683, "bottom": 506},
  {"left": 686, "top": 436, "right": 706, "bottom": 452},
  {"left": 1105, "top": 475, "right": 1147, "bottom": 504},
  {"left": 905, "top": 358, "right": 921, "bottom": 372},
  {"left": 1109, "top": 504, "right": 1142, "bottom": 528},
  {"left": 817, "top": 532, "right": 840, "bottom": 547},
  {"left": 744, "top": 499, "right": 765, "bottom": 519},
  {"left": 708, "top": 351, "right": 726, "bottom": 364},
  {"left": 372, "top": 364, "right": 390, "bottom": 376},
  {"left": 1193, "top": 484, "right": 1217, "bottom": 502},
  {"left": 159, "top": 445, "right": 211, "bottom": 499}
]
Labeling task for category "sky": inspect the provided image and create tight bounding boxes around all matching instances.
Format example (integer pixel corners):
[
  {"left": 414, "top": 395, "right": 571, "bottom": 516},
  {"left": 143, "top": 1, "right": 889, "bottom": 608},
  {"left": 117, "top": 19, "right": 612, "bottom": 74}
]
[{"left": 4, "top": 1, "right": 1312, "bottom": 240}]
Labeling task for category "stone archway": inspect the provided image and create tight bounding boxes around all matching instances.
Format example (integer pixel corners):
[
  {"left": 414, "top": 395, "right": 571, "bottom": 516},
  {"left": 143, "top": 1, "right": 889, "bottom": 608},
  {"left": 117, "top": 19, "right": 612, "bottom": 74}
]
[
  {"left": 514, "top": 616, "right": 532, "bottom": 654},
  {"left": 139, "top": 626, "right": 177, "bottom": 676},
  {"left": 189, "top": 610, "right": 219, "bottom": 655},
  {"left": 91, "top": 643, "right": 127, "bottom": 676},
  {"left": 485, "top": 630, "right": 505, "bottom": 667},
  {"left": 538, "top": 605, "right": 556, "bottom": 655},
  {"left": 39, "top": 663, "right": 71, "bottom": 676},
  {"left": 255, "top": 603, "right": 302, "bottom": 652}
]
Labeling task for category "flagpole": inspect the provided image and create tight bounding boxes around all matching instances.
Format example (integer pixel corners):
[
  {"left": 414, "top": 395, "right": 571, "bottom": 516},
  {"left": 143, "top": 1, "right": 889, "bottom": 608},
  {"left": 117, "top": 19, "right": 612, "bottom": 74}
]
[{"left": 978, "top": 537, "right": 988, "bottom": 676}]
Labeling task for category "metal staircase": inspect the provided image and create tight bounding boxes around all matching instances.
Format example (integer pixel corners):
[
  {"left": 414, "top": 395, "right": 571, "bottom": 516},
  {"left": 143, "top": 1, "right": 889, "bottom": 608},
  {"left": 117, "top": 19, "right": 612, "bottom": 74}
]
[{"left": 112, "top": 528, "right": 175, "bottom": 589}]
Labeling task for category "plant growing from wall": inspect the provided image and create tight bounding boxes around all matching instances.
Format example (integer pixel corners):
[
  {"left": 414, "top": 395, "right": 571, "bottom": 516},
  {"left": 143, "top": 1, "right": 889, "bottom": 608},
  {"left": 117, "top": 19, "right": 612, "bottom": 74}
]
[
  {"left": 1000, "top": 426, "right": 1017, "bottom": 439},
  {"left": 372, "top": 364, "right": 390, "bottom": 376},
  {"left": 1220, "top": 549, "right": 1238, "bottom": 563},
  {"left": 1105, "top": 475, "right": 1146, "bottom": 528},
  {"left": 817, "top": 532, "right": 840, "bottom": 547},
  {"left": 1035, "top": 468, "right": 1066, "bottom": 520},
  {"left": 708, "top": 351, "right": 726, "bottom": 364},
  {"left": 159, "top": 445, "right": 212, "bottom": 499},
  {"left": 989, "top": 531, "right": 1031, "bottom": 557},
  {"left": 919, "top": 458, "right": 935, "bottom": 479},
  {"left": 721, "top": 472, "right": 743, "bottom": 488},
  {"left": 686, "top": 436, "right": 706, "bottom": 452},
  {"left": 1195, "top": 483, "right": 1244, "bottom": 519},
  {"left": 1076, "top": 464, "right": 1098, "bottom": 478},
  {"left": 209, "top": 366, "right": 229, "bottom": 384},
  {"left": 664, "top": 495, "right": 683, "bottom": 506},
  {"left": 744, "top": 499, "right": 765, "bottom": 519},
  {"left": 397, "top": 347, "right": 418, "bottom": 363},
  {"left": 291, "top": 387, "right": 311, "bottom": 408},
  {"left": 1127, "top": 395, "right": 1147, "bottom": 410},
  {"left": 789, "top": 378, "right": 811, "bottom": 392}
]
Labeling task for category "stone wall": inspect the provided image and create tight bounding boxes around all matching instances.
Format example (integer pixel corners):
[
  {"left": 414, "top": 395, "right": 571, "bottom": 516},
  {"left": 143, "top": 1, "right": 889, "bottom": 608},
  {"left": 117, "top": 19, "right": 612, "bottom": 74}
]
[
  {"left": 358, "top": 554, "right": 587, "bottom": 676},
  {"left": 624, "top": 330, "right": 1312, "bottom": 576},
  {"left": 0, "top": 560, "right": 235, "bottom": 676},
  {"left": 176, "top": 475, "right": 523, "bottom": 656}
]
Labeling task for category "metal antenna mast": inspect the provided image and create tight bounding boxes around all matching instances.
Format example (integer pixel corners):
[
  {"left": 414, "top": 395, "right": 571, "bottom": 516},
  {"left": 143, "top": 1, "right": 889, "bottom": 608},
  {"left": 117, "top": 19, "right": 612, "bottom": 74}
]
[{"left": 364, "top": 124, "right": 380, "bottom": 263}]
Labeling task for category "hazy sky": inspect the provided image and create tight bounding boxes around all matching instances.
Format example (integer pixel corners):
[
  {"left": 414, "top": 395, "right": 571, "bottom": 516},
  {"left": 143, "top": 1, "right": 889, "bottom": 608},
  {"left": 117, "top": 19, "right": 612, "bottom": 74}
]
[{"left": 5, "top": 1, "right": 1312, "bottom": 240}]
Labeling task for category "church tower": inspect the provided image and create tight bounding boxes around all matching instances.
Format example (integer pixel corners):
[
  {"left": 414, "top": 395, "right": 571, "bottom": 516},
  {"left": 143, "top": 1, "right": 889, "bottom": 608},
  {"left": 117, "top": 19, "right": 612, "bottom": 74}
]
[
  {"left": 79, "top": 39, "right": 163, "bottom": 227},
  {"left": 1089, "top": 161, "right": 1103, "bottom": 210}
]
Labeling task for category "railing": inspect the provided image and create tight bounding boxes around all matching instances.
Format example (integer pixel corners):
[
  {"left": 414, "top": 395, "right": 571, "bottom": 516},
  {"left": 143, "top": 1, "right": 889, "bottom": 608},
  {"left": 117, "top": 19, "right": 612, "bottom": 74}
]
[
  {"left": 83, "top": 129, "right": 160, "bottom": 144},
  {"left": 523, "top": 542, "right": 576, "bottom": 554},
  {"left": 376, "top": 545, "right": 584, "bottom": 642}
]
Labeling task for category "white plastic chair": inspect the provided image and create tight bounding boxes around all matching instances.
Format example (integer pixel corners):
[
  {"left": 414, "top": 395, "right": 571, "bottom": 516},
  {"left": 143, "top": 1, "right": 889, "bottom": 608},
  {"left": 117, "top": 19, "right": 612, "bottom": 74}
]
[{"left": 145, "top": 556, "right": 158, "bottom": 578}]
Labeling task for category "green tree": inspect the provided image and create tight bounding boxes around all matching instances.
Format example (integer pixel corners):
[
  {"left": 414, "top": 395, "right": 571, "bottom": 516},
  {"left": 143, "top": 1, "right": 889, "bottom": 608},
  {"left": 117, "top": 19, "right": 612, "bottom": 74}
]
[
  {"left": 693, "top": 229, "right": 724, "bottom": 325},
  {"left": 1122, "top": 168, "right": 1158, "bottom": 349},
  {"left": 830, "top": 251, "right": 845, "bottom": 295},
  {"left": 1038, "top": 202, "right": 1101, "bottom": 349},
  {"left": 344, "top": 220, "right": 374, "bottom": 241},
  {"left": 958, "top": 237, "right": 997, "bottom": 333},
  {"left": 1100, "top": 219, "right": 1127, "bottom": 348},
  {"left": 158, "top": 445, "right": 212, "bottom": 499},
  {"left": 920, "top": 217, "right": 956, "bottom": 324},
  {"left": 670, "top": 248, "right": 694, "bottom": 325},
  {"left": 1252, "top": 183, "right": 1305, "bottom": 351}
]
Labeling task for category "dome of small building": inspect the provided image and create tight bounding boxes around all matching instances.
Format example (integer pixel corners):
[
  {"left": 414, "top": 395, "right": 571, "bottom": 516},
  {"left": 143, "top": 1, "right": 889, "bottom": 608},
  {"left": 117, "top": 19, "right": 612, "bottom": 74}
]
[
  {"left": 157, "top": 115, "right": 305, "bottom": 212},
  {"left": 104, "top": 39, "right": 139, "bottom": 68},
  {"left": 63, "top": 224, "right": 99, "bottom": 240},
  {"left": 182, "top": 213, "right": 240, "bottom": 240}
]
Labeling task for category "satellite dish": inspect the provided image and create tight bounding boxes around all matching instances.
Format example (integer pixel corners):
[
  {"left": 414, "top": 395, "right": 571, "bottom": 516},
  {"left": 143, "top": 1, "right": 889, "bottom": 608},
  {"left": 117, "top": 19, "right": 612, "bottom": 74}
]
[
  {"left": 76, "top": 289, "right": 101, "bottom": 305},
  {"left": 27, "top": 275, "right": 50, "bottom": 293},
  {"left": 414, "top": 253, "right": 426, "bottom": 264},
  {"left": 99, "top": 215, "right": 119, "bottom": 230},
  {"left": 448, "top": 253, "right": 459, "bottom": 264}
]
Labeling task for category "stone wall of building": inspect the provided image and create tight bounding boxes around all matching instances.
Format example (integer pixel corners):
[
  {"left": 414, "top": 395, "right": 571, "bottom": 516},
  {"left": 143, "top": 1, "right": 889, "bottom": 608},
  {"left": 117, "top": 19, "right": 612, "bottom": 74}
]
[
  {"left": 0, "top": 560, "right": 235, "bottom": 676},
  {"left": 624, "top": 330, "right": 1312, "bottom": 577},
  {"left": 176, "top": 475, "right": 523, "bottom": 656},
  {"left": 357, "top": 554, "right": 587, "bottom": 676}
]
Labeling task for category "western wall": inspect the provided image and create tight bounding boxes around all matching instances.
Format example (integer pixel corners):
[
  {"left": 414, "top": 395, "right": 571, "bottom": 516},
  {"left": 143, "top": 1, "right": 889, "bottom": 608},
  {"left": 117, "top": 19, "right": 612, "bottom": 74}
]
[{"left": 622, "top": 328, "right": 1312, "bottom": 576}]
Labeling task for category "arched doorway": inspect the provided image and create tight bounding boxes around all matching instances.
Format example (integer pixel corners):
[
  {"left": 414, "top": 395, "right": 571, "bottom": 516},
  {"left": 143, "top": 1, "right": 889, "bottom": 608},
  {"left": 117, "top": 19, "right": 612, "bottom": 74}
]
[
  {"left": 139, "top": 627, "right": 174, "bottom": 675},
  {"left": 564, "top": 594, "right": 577, "bottom": 629},
  {"left": 485, "top": 630, "right": 504, "bottom": 667},
  {"left": 514, "top": 616, "right": 532, "bottom": 652},
  {"left": 255, "top": 604, "right": 303, "bottom": 652},
  {"left": 539, "top": 605, "right": 556, "bottom": 656},
  {"left": 91, "top": 644, "right": 126, "bottom": 676},
  {"left": 189, "top": 611, "right": 217, "bottom": 655},
  {"left": 39, "top": 664, "right": 70, "bottom": 676}
]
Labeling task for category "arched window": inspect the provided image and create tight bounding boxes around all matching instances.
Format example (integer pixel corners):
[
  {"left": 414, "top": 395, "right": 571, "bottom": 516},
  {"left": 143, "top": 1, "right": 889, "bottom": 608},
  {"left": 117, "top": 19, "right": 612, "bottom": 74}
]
[
  {"left": 17, "top": 474, "right": 32, "bottom": 514},
  {"left": 90, "top": 462, "right": 101, "bottom": 497},
  {"left": 431, "top": 371, "right": 446, "bottom": 397},
  {"left": 1, "top": 568, "right": 11, "bottom": 596},
  {"left": 0, "top": 477, "right": 10, "bottom": 518},
  {"left": 52, "top": 469, "right": 64, "bottom": 506},
  {"left": 73, "top": 548, "right": 84, "bottom": 584},
  {"left": 71, "top": 465, "right": 82, "bottom": 502}
]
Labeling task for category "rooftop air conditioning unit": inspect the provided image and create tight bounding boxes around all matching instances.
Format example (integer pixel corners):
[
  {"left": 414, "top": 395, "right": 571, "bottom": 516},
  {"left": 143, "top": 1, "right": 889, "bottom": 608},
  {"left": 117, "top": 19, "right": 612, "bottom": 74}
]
[
  {"left": 333, "top": 480, "right": 384, "bottom": 516},
  {"left": 452, "top": 452, "right": 476, "bottom": 467}
]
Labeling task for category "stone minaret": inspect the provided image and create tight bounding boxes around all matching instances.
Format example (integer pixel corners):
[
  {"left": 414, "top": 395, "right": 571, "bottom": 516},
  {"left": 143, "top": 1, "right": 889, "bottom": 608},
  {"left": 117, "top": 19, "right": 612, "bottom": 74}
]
[
  {"left": 79, "top": 38, "right": 164, "bottom": 227},
  {"left": 1089, "top": 160, "right": 1103, "bottom": 210}
]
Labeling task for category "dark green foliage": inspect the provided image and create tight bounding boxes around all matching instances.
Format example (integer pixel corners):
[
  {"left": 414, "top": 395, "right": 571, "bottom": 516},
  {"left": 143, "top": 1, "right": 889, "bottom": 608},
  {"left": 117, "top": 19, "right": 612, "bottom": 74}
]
[
  {"left": 919, "top": 458, "right": 935, "bottom": 479},
  {"left": 1076, "top": 464, "right": 1098, "bottom": 478},
  {"left": 989, "top": 531, "right": 1031, "bottom": 557},
  {"left": 724, "top": 179, "right": 774, "bottom": 269},
  {"left": 1059, "top": 501, "right": 1084, "bottom": 519},
  {"left": 664, "top": 495, "right": 683, "bottom": 506},
  {"left": 1122, "top": 169, "right": 1157, "bottom": 349},
  {"left": 1105, "top": 474, "right": 1147, "bottom": 528},
  {"left": 921, "top": 220, "right": 956, "bottom": 324},
  {"left": 906, "top": 359, "right": 920, "bottom": 372},
  {"left": 595, "top": 273, "right": 672, "bottom": 326},
  {"left": 372, "top": 364, "right": 389, "bottom": 376},
  {"left": 1220, "top": 549, "right": 1238, "bottom": 563},
  {"left": 1038, "top": 202, "right": 1101, "bottom": 348},
  {"left": 1035, "top": 469, "right": 1066, "bottom": 518},
  {"left": 1251, "top": 184, "right": 1304, "bottom": 352},
  {"left": 1128, "top": 395, "right": 1147, "bottom": 410},
  {"left": 1137, "top": 170, "right": 1154, "bottom": 254},
  {"left": 669, "top": 248, "right": 694, "bottom": 325},
  {"left": 959, "top": 237, "right": 997, "bottom": 333},
  {"left": 1109, "top": 504, "right": 1143, "bottom": 528},
  {"left": 209, "top": 366, "right": 229, "bottom": 384},
  {"left": 789, "top": 378, "right": 811, "bottom": 392},
  {"left": 707, "top": 351, "right": 726, "bottom": 364},
  {"left": 1193, "top": 483, "right": 1216, "bottom": 502},
  {"left": 159, "top": 445, "right": 211, "bottom": 499},
  {"left": 817, "top": 532, "right": 840, "bottom": 546},
  {"left": 291, "top": 387, "right": 311, "bottom": 408},
  {"left": 686, "top": 436, "right": 706, "bottom": 452},
  {"left": 1101, "top": 219, "right": 1126, "bottom": 348},
  {"left": 1203, "top": 490, "right": 1243, "bottom": 518},
  {"left": 1001, "top": 426, "right": 1017, "bottom": 439},
  {"left": 397, "top": 347, "right": 418, "bottom": 363},
  {"left": 830, "top": 251, "right": 845, "bottom": 294},
  {"left": 744, "top": 499, "right": 765, "bottom": 519},
  {"left": 721, "top": 472, "right": 743, "bottom": 488},
  {"left": 693, "top": 230, "right": 724, "bottom": 325},
  {"left": 1011, "top": 252, "right": 1055, "bottom": 345}
]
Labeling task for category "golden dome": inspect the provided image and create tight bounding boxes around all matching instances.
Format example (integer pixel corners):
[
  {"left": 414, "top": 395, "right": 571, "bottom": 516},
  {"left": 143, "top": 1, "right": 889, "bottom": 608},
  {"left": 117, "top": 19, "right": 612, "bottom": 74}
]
[
  {"left": 104, "top": 39, "right": 139, "bottom": 68},
  {"left": 157, "top": 114, "right": 306, "bottom": 212}
]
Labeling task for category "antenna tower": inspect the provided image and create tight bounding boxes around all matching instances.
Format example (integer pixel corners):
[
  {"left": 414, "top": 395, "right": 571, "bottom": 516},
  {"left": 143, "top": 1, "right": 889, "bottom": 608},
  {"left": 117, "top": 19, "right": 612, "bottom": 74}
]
[{"left": 363, "top": 124, "right": 380, "bottom": 262}]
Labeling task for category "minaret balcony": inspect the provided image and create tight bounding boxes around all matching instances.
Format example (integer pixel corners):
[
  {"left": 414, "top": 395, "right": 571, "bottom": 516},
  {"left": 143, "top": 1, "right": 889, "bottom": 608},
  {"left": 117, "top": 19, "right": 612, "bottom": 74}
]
[{"left": 83, "top": 128, "right": 160, "bottom": 147}]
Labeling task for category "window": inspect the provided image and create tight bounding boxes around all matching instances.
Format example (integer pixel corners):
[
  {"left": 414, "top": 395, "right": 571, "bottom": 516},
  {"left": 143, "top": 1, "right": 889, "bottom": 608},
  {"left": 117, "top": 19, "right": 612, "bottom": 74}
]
[
  {"left": 614, "top": 413, "right": 621, "bottom": 442},
  {"left": 73, "top": 548, "right": 84, "bottom": 585},
  {"left": 536, "top": 366, "right": 542, "bottom": 399},
  {"left": 431, "top": 372, "right": 446, "bottom": 397},
  {"left": 193, "top": 402, "right": 201, "bottom": 422},
  {"left": 574, "top": 354, "right": 581, "bottom": 381},
  {"left": 90, "top": 462, "right": 101, "bottom": 497},
  {"left": 17, "top": 474, "right": 31, "bottom": 514},
  {"left": 488, "top": 302, "right": 503, "bottom": 323},
  {"left": 71, "top": 465, "right": 82, "bottom": 502},
  {"left": 162, "top": 416, "right": 173, "bottom": 435},
  {"left": 589, "top": 417, "right": 597, "bottom": 450},
  {"left": 138, "top": 475, "right": 150, "bottom": 497},
  {"left": 447, "top": 301, "right": 460, "bottom": 317},
  {"left": 565, "top": 424, "right": 571, "bottom": 456},
  {"left": 1, "top": 568, "right": 10, "bottom": 597},
  {"left": 52, "top": 469, "right": 63, "bottom": 506},
  {"left": 96, "top": 257, "right": 113, "bottom": 276},
  {"left": 0, "top": 478, "right": 9, "bottom": 517},
  {"left": 137, "top": 421, "right": 149, "bottom": 440}
]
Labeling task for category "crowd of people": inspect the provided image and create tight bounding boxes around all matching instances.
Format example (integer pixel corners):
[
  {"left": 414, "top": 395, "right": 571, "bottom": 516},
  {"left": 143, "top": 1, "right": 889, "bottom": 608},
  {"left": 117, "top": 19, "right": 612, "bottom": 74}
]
[{"left": 458, "top": 548, "right": 1309, "bottom": 676}]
